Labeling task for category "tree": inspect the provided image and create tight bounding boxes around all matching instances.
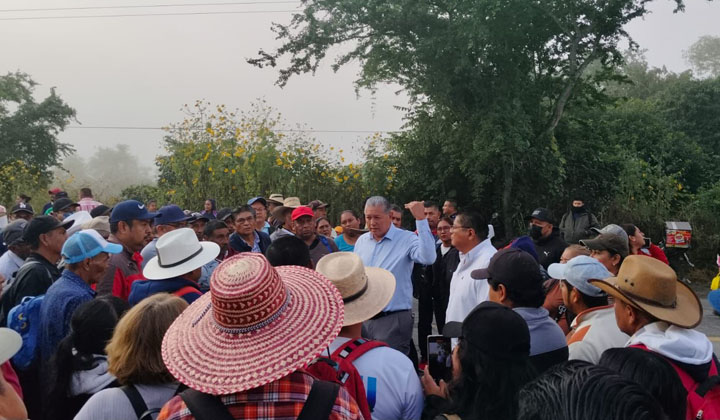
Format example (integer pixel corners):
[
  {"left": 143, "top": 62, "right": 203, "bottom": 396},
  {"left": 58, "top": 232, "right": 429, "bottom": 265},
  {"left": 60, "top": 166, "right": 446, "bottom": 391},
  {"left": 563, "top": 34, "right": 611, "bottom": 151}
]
[
  {"left": 0, "top": 72, "right": 76, "bottom": 204},
  {"left": 684, "top": 35, "right": 720, "bottom": 78},
  {"left": 250, "top": 0, "right": 684, "bottom": 237}
]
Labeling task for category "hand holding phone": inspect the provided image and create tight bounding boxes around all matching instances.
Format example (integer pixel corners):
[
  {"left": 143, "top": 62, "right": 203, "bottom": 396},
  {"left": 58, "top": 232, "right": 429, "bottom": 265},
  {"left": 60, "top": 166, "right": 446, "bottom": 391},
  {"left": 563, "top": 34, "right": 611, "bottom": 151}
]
[{"left": 427, "top": 335, "right": 453, "bottom": 384}]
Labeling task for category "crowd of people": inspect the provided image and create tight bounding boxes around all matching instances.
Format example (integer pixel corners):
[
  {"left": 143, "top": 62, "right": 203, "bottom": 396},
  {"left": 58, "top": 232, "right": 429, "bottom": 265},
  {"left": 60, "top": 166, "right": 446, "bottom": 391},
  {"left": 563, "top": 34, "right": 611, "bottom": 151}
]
[{"left": 0, "top": 189, "right": 716, "bottom": 420}]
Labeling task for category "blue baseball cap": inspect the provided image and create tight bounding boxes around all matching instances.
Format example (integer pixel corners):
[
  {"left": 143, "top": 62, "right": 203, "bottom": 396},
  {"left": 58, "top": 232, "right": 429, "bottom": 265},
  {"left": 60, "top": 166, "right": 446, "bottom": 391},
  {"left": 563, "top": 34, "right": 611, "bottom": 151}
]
[
  {"left": 247, "top": 197, "right": 267, "bottom": 207},
  {"left": 155, "top": 205, "right": 192, "bottom": 226},
  {"left": 110, "top": 200, "right": 160, "bottom": 223},
  {"left": 62, "top": 229, "right": 123, "bottom": 264},
  {"left": 547, "top": 255, "right": 611, "bottom": 297}
]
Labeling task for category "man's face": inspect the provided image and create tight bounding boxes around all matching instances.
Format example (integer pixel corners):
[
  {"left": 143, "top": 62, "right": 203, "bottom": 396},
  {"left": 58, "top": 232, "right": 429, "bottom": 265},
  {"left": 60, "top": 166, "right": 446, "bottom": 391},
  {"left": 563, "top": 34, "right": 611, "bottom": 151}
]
[
  {"left": 314, "top": 206, "right": 327, "bottom": 219},
  {"left": 424, "top": 206, "right": 441, "bottom": 230},
  {"left": 442, "top": 201, "right": 456, "bottom": 216},
  {"left": 234, "top": 211, "right": 256, "bottom": 236},
  {"left": 559, "top": 248, "right": 578, "bottom": 264},
  {"left": 293, "top": 215, "right": 316, "bottom": 241},
  {"left": 251, "top": 202, "right": 268, "bottom": 222},
  {"left": 614, "top": 299, "right": 633, "bottom": 336},
  {"left": 572, "top": 200, "right": 584, "bottom": 208},
  {"left": 84, "top": 252, "right": 111, "bottom": 285},
  {"left": 366, "top": 206, "right": 393, "bottom": 238},
  {"left": 389, "top": 210, "right": 402, "bottom": 228},
  {"left": 207, "top": 227, "right": 230, "bottom": 252},
  {"left": 450, "top": 216, "right": 474, "bottom": 251},
  {"left": 122, "top": 219, "right": 153, "bottom": 251},
  {"left": 191, "top": 219, "right": 207, "bottom": 241},
  {"left": 147, "top": 202, "right": 158, "bottom": 212},
  {"left": 437, "top": 220, "right": 452, "bottom": 244},
  {"left": 41, "top": 227, "right": 67, "bottom": 256},
  {"left": 530, "top": 218, "right": 553, "bottom": 238},
  {"left": 590, "top": 249, "right": 618, "bottom": 274}
]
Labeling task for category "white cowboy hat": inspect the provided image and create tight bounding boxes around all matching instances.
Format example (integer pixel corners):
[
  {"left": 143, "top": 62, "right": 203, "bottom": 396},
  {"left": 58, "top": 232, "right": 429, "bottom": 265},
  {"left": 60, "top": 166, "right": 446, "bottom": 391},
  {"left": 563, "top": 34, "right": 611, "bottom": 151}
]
[
  {"left": 143, "top": 228, "right": 220, "bottom": 280},
  {"left": 316, "top": 252, "right": 396, "bottom": 326}
]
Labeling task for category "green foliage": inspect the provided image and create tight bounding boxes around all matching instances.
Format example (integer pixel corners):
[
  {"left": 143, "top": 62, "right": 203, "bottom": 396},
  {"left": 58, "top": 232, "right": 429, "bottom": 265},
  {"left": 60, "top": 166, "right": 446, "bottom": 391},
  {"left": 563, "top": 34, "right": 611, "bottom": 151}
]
[
  {"left": 684, "top": 35, "right": 720, "bottom": 78},
  {"left": 0, "top": 72, "right": 76, "bottom": 205},
  {"left": 120, "top": 184, "right": 163, "bottom": 206}
]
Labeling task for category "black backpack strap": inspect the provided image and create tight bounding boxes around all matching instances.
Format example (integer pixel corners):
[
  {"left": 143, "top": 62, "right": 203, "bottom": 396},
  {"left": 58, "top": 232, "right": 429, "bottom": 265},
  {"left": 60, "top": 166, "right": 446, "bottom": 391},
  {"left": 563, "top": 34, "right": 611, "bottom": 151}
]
[
  {"left": 696, "top": 375, "right": 720, "bottom": 397},
  {"left": 179, "top": 389, "right": 234, "bottom": 420},
  {"left": 121, "top": 385, "right": 149, "bottom": 418},
  {"left": 138, "top": 408, "right": 161, "bottom": 420},
  {"left": 298, "top": 380, "right": 340, "bottom": 420}
]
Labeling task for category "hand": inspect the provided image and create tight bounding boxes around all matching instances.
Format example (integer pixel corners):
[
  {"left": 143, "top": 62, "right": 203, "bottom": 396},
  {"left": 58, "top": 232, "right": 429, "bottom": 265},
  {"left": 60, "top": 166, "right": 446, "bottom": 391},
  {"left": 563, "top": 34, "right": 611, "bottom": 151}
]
[
  {"left": 421, "top": 365, "right": 448, "bottom": 397},
  {"left": 405, "top": 201, "right": 426, "bottom": 220}
]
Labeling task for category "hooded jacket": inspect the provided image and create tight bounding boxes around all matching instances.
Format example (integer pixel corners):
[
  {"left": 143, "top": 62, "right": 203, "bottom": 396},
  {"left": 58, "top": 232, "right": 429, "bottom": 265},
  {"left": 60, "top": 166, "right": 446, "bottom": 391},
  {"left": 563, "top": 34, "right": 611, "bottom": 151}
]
[{"left": 559, "top": 208, "right": 599, "bottom": 244}]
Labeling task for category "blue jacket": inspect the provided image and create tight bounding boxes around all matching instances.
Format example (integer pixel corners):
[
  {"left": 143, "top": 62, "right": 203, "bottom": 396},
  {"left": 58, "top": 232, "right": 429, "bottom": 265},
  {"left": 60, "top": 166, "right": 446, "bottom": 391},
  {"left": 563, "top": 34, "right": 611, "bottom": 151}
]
[
  {"left": 229, "top": 230, "right": 271, "bottom": 254},
  {"left": 128, "top": 276, "right": 202, "bottom": 306},
  {"left": 38, "top": 269, "right": 96, "bottom": 362}
]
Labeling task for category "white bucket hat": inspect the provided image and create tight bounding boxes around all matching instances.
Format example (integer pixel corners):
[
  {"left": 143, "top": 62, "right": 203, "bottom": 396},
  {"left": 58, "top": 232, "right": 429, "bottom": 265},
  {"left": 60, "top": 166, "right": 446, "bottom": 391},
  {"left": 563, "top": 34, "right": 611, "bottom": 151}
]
[{"left": 143, "top": 228, "right": 220, "bottom": 280}]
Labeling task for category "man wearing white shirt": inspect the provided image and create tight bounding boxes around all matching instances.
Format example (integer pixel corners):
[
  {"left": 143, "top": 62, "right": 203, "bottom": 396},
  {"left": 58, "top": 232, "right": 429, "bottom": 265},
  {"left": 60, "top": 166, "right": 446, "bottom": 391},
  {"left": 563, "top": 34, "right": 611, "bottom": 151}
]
[
  {"left": 354, "top": 196, "right": 436, "bottom": 356},
  {"left": 445, "top": 211, "right": 497, "bottom": 328}
]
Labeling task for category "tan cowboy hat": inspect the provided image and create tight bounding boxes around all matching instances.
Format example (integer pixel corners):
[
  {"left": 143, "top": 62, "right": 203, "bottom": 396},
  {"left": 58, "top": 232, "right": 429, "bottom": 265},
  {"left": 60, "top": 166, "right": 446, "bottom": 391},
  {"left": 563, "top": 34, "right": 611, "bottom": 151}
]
[
  {"left": 271, "top": 197, "right": 303, "bottom": 219},
  {"left": 267, "top": 194, "right": 285, "bottom": 205},
  {"left": 316, "top": 252, "right": 395, "bottom": 326},
  {"left": 589, "top": 255, "right": 702, "bottom": 329}
]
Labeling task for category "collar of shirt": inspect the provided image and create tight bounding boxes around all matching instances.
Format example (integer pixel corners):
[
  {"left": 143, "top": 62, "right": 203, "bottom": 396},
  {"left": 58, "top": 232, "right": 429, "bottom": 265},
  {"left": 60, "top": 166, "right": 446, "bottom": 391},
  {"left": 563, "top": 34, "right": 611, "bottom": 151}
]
[
  {"left": 61, "top": 269, "right": 96, "bottom": 294},
  {"left": 5, "top": 250, "right": 24, "bottom": 267},
  {"left": 458, "top": 238, "right": 493, "bottom": 266},
  {"left": 376, "top": 223, "right": 400, "bottom": 242}
]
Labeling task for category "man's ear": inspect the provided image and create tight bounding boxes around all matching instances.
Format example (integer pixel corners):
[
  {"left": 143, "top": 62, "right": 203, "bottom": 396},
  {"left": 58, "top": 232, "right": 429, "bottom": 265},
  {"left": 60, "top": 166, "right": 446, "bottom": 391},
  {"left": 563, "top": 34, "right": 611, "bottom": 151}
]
[
  {"left": 498, "top": 283, "right": 509, "bottom": 303},
  {"left": 610, "top": 254, "right": 622, "bottom": 267},
  {"left": 570, "top": 287, "right": 581, "bottom": 305}
]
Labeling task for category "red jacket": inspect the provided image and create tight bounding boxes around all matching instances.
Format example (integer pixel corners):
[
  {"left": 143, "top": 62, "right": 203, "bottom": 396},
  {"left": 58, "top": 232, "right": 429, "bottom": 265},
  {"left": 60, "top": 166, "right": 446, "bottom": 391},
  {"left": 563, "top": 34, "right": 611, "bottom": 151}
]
[
  {"left": 97, "top": 236, "right": 146, "bottom": 301},
  {"left": 637, "top": 243, "right": 669, "bottom": 265}
]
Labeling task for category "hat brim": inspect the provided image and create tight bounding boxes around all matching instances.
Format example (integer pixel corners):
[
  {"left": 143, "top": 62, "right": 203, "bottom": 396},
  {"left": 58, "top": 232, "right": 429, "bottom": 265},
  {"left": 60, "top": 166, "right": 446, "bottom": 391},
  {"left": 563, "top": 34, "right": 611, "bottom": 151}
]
[
  {"left": 589, "top": 277, "right": 702, "bottom": 329},
  {"left": 343, "top": 267, "right": 396, "bottom": 326},
  {"left": 143, "top": 242, "right": 220, "bottom": 280},
  {"left": 267, "top": 199, "right": 284, "bottom": 205},
  {"left": 0, "top": 328, "right": 22, "bottom": 365},
  {"left": 471, "top": 268, "right": 490, "bottom": 280},
  {"left": 547, "top": 263, "right": 567, "bottom": 280},
  {"left": 272, "top": 205, "right": 298, "bottom": 219},
  {"left": 579, "top": 238, "right": 610, "bottom": 251},
  {"left": 442, "top": 321, "right": 463, "bottom": 338},
  {"left": 161, "top": 265, "right": 344, "bottom": 395}
]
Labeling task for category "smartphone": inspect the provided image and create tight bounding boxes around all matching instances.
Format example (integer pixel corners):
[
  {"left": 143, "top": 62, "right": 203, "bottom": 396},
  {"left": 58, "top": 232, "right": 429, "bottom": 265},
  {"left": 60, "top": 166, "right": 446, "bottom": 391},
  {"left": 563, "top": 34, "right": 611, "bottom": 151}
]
[
  {"left": 643, "top": 237, "right": 651, "bottom": 249},
  {"left": 427, "top": 335, "right": 453, "bottom": 383}
]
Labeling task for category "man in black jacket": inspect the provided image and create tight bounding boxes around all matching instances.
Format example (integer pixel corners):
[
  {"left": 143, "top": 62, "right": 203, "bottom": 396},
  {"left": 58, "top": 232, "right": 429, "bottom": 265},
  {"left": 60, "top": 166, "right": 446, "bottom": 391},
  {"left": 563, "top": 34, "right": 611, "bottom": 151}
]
[
  {"left": 527, "top": 208, "right": 567, "bottom": 269},
  {"left": 228, "top": 205, "right": 272, "bottom": 255},
  {"left": 1, "top": 216, "right": 73, "bottom": 325},
  {"left": 559, "top": 198, "right": 599, "bottom": 244}
]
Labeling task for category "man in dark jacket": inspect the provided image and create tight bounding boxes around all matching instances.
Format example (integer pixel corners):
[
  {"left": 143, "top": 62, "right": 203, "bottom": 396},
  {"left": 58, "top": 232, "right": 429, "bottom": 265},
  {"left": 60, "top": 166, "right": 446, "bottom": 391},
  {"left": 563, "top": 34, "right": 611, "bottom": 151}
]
[
  {"left": 527, "top": 208, "right": 567, "bottom": 269},
  {"left": 228, "top": 205, "right": 272, "bottom": 255},
  {"left": 559, "top": 198, "right": 599, "bottom": 244},
  {"left": 1, "top": 216, "right": 73, "bottom": 325}
]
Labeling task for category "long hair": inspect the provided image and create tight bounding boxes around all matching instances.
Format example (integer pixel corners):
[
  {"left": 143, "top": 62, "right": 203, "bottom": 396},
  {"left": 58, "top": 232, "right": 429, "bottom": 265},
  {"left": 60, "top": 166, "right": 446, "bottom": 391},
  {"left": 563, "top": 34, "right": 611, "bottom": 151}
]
[
  {"left": 45, "top": 298, "right": 121, "bottom": 420},
  {"left": 445, "top": 339, "right": 537, "bottom": 419},
  {"left": 106, "top": 293, "right": 187, "bottom": 385}
]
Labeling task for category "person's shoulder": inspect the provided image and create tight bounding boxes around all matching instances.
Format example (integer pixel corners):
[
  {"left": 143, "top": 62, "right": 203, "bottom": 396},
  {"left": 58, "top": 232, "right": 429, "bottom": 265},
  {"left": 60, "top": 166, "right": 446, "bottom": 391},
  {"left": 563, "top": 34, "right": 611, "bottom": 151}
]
[
  {"left": 75, "top": 386, "right": 127, "bottom": 418},
  {"left": 258, "top": 230, "right": 271, "bottom": 240}
]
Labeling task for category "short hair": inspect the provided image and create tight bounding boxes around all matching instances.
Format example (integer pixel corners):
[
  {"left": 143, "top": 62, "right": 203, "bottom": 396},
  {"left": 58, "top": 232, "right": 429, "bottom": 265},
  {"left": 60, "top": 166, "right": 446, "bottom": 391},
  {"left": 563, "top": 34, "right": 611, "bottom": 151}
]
[
  {"left": 599, "top": 348, "right": 687, "bottom": 420},
  {"left": 110, "top": 219, "right": 135, "bottom": 235},
  {"left": 561, "top": 280, "right": 609, "bottom": 308},
  {"left": 266, "top": 236, "right": 312, "bottom": 268},
  {"left": 80, "top": 188, "right": 93, "bottom": 198},
  {"left": 389, "top": 204, "right": 402, "bottom": 213},
  {"left": 438, "top": 216, "right": 453, "bottom": 225},
  {"left": 232, "top": 205, "right": 256, "bottom": 221},
  {"left": 423, "top": 200, "right": 440, "bottom": 212},
  {"left": 445, "top": 199, "right": 458, "bottom": 209},
  {"left": 518, "top": 361, "right": 667, "bottom": 420},
  {"left": 203, "top": 219, "right": 228, "bottom": 237},
  {"left": 106, "top": 293, "right": 188, "bottom": 385},
  {"left": 341, "top": 209, "right": 360, "bottom": 219},
  {"left": 365, "top": 196, "right": 391, "bottom": 214},
  {"left": 455, "top": 211, "right": 489, "bottom": 239},
  {"left": 564, "top": 244, "right": 591, "bottom": 258},
  {"left": 489, "top": 277, "right": 545, "bottom": 308},
  {"left": 315, "top": 216, "right": 331, "bottom": 228}
]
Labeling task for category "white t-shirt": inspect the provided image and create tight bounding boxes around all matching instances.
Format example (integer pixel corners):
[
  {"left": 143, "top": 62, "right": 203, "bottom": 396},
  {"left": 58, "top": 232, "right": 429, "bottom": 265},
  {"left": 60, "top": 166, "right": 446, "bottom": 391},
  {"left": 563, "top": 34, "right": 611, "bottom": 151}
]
[
  {"left": 445, "top": 239, "right": 497, "bottom": 324},
  {"left": 327, "top": 337, "right": 424, "bottom": 420}
]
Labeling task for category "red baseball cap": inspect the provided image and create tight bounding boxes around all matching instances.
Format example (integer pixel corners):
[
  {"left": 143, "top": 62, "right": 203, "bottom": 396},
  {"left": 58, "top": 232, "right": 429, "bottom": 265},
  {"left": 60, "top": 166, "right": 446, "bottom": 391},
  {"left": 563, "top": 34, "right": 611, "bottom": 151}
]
[
  {"left": 48, "top": 188, "right": 62, "bottom": 195},
  {"left": 291, "top": 206, "right": 314, "bottom": 221}
]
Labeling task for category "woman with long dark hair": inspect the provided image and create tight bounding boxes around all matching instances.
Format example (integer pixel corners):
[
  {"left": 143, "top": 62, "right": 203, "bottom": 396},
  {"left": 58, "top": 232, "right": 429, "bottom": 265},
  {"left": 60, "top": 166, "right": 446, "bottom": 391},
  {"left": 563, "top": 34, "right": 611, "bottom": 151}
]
[
  {"left": 420, "top": 302, "right": 537, "bottom": 420},
  {"left": 621, "top": 223, "right": 669, "bottom": 265},
  {"left": 201, "top": 199, "right": 217, "bottom": 219},
  {"left": 44, "top": 297, "right": 127, "bottom": 420}
]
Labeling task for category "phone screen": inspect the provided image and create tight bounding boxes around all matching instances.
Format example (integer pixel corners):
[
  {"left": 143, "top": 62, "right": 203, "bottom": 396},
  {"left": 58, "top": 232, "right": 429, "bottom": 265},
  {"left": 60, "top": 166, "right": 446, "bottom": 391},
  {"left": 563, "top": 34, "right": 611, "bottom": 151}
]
[{"left": 427, "top": 335, "right": 453, "bottom": 383}]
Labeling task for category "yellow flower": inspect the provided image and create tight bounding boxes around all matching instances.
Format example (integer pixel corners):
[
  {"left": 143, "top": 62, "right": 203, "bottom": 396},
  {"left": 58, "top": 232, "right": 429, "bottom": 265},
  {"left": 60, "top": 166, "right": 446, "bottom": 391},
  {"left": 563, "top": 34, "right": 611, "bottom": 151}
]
[
  {"left": 231, "top": 169, "right": 236, "bottom": 174},
  {"left": 206, "top": 127, "right": 215, "bottom": 136},
  {"left": 343, "top": 175, "right": 349, "bottom": 181},
  {"left": 224, "top": 168, "right": 229, "bottom": 173},
  {"left": 321, "top": 171, "right": 326, "bottom": 177},
  {"left": 353, "top": 173, "right": 360, "bottom": 179},
  {"left": 281, "top": 152, "right": 288, "bottom": 158},
  {"left": 208, "top": 167, "right": 213, "bottom": 172},
  {"left": 276, "top": 158, "right": 283, "bottom": 166}
]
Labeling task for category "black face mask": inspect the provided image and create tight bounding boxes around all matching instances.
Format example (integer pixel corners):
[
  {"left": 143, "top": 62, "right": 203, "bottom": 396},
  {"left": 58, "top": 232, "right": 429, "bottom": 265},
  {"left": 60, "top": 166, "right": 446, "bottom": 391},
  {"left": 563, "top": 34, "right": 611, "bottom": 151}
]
[
  {"left": 529, "top": 224, "right": 543, "bottom": 240},
  {"left": 571, "top": 205, "right": 585, "bottom": 214}
]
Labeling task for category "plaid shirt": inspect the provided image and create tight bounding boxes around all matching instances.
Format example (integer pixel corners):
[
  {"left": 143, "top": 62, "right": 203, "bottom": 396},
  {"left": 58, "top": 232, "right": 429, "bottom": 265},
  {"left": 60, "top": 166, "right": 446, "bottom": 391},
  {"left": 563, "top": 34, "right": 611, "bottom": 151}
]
[{"left": 157, "top": 371, "right": 364, "bottom": 420}]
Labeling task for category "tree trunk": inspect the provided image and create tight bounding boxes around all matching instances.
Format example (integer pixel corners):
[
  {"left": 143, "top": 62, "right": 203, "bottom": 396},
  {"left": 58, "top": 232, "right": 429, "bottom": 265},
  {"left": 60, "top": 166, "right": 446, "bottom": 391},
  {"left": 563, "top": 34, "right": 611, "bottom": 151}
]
[{"left": 502, "top": 158, "right": 514, "bottom": 242}]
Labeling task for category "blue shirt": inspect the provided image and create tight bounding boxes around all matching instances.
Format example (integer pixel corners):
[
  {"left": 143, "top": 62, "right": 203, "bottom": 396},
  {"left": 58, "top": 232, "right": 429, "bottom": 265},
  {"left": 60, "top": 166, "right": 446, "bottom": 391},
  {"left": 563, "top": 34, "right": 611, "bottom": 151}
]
[
  {"left": 128, "top": 276, "right": 202, "bottom": 306},
  {"left": 354, "top": 219, "right": 436, "bottom": 311},
  {"left": 38, "top": 269, "right": 96, "bottom": 361},
  {"left": 334, "top": 234, "right": 354, "bottom": 252}
]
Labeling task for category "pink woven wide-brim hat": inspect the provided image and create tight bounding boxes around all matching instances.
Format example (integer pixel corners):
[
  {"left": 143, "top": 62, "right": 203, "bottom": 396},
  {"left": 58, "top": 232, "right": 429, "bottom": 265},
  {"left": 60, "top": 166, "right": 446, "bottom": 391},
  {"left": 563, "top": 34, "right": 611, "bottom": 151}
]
[{"left": 162, "top": 252, "right": 344, "bottom": 395}]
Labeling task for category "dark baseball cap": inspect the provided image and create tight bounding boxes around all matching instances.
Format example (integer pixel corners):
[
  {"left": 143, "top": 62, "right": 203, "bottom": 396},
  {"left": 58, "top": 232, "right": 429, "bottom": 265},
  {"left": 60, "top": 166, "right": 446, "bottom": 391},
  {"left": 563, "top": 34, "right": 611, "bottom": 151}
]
[
  {"left": 308, "top": 200, "right": 329, "bottom": 210},
  {"left": 3, "top": 220, "right": 28, "bottom": 246},
  {"left": 189, "top": 212, "right": 209, "bottom": 223},
  {"left": 90, "top": 205, "right": 112, "bottom": 218},
  {"left": 526, "top": 207, "right": 554, "bottom": 224},
  {"left": 11, "top": 202, "right": 34, "bottom": 215},
  {"left": 22, "top": 216, "right": 74, "bottom": 244},
  {"left": 443, "top": 301, "right": 530, "bottom": 360},
  {"left": 216, "top": 207, "right": 233, "bottom": 222},
  {"left": 155, "top": 205, "right": 192, "bottom": 226},
  {"left": 471, "top": 248, "right": 543, "bottom": 290},
  {"left": 52, "top": 198, "right": 79, "bottom": 213},
  {"left": 110, "top": 200, "right": 160, "bottom": 223},
  {"left": 580, "top": 233, "right": 630, "bottom": 258}
]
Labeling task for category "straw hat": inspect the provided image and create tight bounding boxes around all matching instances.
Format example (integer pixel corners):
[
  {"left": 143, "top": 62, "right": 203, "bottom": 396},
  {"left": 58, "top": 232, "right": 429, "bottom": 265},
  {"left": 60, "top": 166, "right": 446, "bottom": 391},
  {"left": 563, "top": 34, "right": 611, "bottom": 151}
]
[
  {"left": 589, "top": 255, "right": 702, "bottom": 328},
  {"left": 316, "top": 252, "right": 395, "bottom": 326},
  {"left": 143, "top": 228, "right": 220, "bottom": 280},
  {"left": 162, "top": 252, "right": 344, "bottom": 395},
  {"left": 271, "top": 197, "right": 303, "bottom": 219},
  {"left": 267, "top": 194, "right": 285, "bottom": 205}
]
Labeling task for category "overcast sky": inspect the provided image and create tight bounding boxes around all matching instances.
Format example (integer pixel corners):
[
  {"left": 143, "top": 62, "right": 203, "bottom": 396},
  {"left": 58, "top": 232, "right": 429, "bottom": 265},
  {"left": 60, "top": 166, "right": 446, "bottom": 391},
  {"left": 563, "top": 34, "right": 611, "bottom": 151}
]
[{"left": 1, "top": 0, "right": 719, "bottom": 170}]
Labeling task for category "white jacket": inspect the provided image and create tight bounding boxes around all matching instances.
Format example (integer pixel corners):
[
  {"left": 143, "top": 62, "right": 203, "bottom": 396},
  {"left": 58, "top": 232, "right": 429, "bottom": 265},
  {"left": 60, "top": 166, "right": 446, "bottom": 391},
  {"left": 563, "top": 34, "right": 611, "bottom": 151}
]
[{"left": 567, "top": 305, "right": 629, "bottom": 363}]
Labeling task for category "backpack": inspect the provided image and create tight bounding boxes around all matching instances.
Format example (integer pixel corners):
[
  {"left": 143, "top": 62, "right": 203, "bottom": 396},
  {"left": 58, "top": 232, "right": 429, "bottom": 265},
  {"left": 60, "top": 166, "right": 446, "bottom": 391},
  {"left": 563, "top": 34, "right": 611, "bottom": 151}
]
[
  {"left": 7, "top": 294, "right": 44, "bottom": 370},
  {"left": 179, "top": 379, "right": 340, "bottom": 420},
  {"left": 121, "top": 385, "right": 162, "bottom": 420},
  {"left": 306, "top": 338, "right": 387, "bottom": 420},
  {"left": 632, "top": 344, "right": 720, "bottom": 419}
]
